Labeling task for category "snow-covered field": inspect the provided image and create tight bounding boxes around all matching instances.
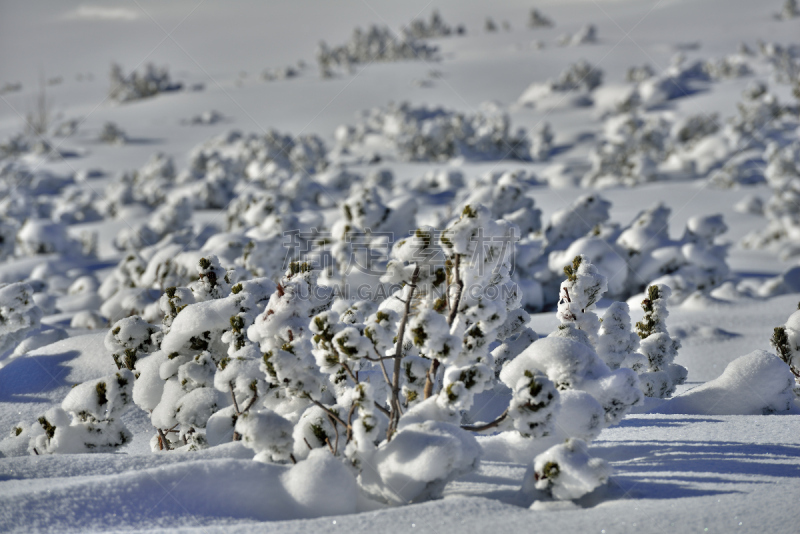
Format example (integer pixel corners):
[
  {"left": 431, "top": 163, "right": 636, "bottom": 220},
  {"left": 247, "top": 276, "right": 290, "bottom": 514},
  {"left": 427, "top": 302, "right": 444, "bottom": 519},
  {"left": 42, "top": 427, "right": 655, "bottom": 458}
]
[{"left": 2, "top": 0, "right": 800, "bottom": 532}]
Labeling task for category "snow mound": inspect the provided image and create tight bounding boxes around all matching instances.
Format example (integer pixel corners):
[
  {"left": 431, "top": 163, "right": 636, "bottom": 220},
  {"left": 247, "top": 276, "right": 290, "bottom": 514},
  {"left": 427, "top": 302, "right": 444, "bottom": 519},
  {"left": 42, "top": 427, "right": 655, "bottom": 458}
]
[
  {"left": 0, "top": 455, "right": 357, "bottom": 531},
  {"left": 652, "top": 350, "right": 798, "bottom": 415},
  {"left": 361, "top": 421, "right": 481, "bottom": 505}
]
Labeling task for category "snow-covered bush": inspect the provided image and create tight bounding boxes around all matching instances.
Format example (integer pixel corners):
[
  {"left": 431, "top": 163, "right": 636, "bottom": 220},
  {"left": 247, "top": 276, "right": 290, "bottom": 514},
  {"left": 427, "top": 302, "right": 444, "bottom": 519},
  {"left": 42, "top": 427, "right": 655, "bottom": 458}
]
[
  {"left": 16, "top": 219, "right": 83, "bottom": 257},
  {"left": 633, "top": 284, "right": 687, "bottom": 398},
  {"left": 114, "top": 197, "right": 193, "bottom": 250},
  {"left": 109, "top": 63, "right": 181, "bottom": 102},
  {"left": 742, "top": 141, "right": 800, "bottom": 258},
  {"left": 0, "top": 282, "right": 42, "bottom": 357},
  {"left": 558, "top": 25, "right": 597, "bottom": 47},
  {"left": 703, "top": 55, "right": 752, "bottom": 80},
  {"left": 459, "top": 170, "right": 542, "bottom": 238},
  {"left": 770, "top": 307, "right": 800, "bottom": 389},
  {"left": 528, "top": 9, "right": 553, "bottom": 28},
  {"left": 316, "top": 26, "right": 438, "bottom": 77},
  {"left": 521, "top": 438, "right": 610, "bottom": 501},
  {"left": 98, "top": 122, "right": 126, "bottom": 144},
  {"left": 582, "top": 112, "right": 672, "bottom": 187},
  {"left": 11, "top": 370, "right": 134, "bottom": 455},
  {"left": 1, "top": 207, "right": 634, "bottom": 500},
  {"left": 403, "top": 10, "right": 462, "bottom": 39},
  {"left": 518, "top": 60, "right": 603, "bottom": 109},
  {"left": 182, "top": 110, "right": 224, "bottom": 125},
  {"left": 336, "top": 102, "right": 531, "bottom": 161},
  {"left": 779, "top": 0, "right": 799, "bottom": 20}
]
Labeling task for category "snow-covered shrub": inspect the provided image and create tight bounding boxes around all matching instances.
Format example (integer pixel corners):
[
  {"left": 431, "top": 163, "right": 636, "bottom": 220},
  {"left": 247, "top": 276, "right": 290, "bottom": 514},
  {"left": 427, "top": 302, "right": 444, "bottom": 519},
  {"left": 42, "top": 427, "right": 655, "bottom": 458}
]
[
  {"left": 70, "top": 310, "right": 107, "bottom": 330},
  {"left": 409, "top": 168, "right": 464, "bottom": 193},
  {"left": 182, "top": 110, "right": 223, "bottom": 125},
  {"left": 0, "top": 218, "right": 18, "bottom": 261},
  {"left": 559, "top": 25, "right": 597, "bottom": 47},
  {"left": 528, "top": 9, "right": 553, "bottom": 28},
  {"left": 53, "top": 119, "right": 78, "bottom": 137},
  {"left": 109, "top": 63, "right": 181, "bottom": 102},
  {"left": 531, "top": 122, "right": 554, "bottom": 161},
  {"left": 636, "top": 58, "right": 710, "bottom": 108},
  {"left": 728, "top": 82, "right": 787, "bottom": 145},
  {"left": 545, "top": 194, "right": 611, "bottom": 253},
  {"left": 360, "top": 420, "right": 481, "bottom": 504},
  {"left": 337, "top": 102, "right": 531, "bottom": 161},
  {"left": 235, "top": 409, "right": 295, "bottom": 463},
  {"left": 522, "top": 438, "right": 610, "bottom": 501},
  {"left": 518, "top": 61, "right": 603, "bottom": 109},
  {"left": 131, "top": 152, "right": 177, "bottom": 206},
  {"left": 51, "top": 185, "right": 102, "bottom": 224},
  {"left": 181, "top": 130, "right": 328, "bottom": 200},
  {"left": 616, "top": 206, "right": 730, "bottom": 300},
  {"left": 98, "top": 122, "right": 126, "bottom": 144},
  {"left": 316, "top": 26, "right": 438, "bottom": 77},
  {"left": 771, "top": 307, "right": 800, "bottom": 389},
  {"left": 779, "top": 0, "right": 799, "bottom": 20},
  {"left": 0, "top": 282, "right": 42, "bottom": 357},
  {"left": 113, "top": 197, "right": 193, "bottom": 251},
  {"left": 4, "top": 201, "right": 654, "bottom": 506},
  {"left": 16, "top": 219, "right": 83, "bottom": 257},
  {"left": 703, "top": 55, "right": 752, "bottom": 80},
  {"left": 515, "top": 196, "right": 729, "bottom": 311},
  {"left": 633, "top": 284, "right": 687, "bottom": 398},
  {"left": 261, "top": 65, "right": 299, "bottom": 81},
  {"left": 742, "top": 141, "right": 800, "bottom": 258},
  {"left": 459, "top": 170, "right": 542, "bottom": 238},
  {"left": 403, "top": 10, "right": 461, "bottom": 39},
  {"left": 582, "top": 112, "right": 672, "bottom": 187},
  {"left": 597, "top": 302, "right": 640, "bottom": 370},
  {"left": 626, "top": 64, "right": 656, "bottom": 83},
  {"left": 671, "top": 113, "right": 719, "bottom": 147},
  {"left": 23, "top": 370, "right": 134, "bottom": 454}
]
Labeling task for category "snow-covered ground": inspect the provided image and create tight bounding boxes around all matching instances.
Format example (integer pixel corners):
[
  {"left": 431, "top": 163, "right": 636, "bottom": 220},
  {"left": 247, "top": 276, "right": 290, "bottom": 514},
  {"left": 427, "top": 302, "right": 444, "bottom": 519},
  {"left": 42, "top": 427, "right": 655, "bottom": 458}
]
[{"left": 2, "top": 0, "right": 800, "bottom": 532}]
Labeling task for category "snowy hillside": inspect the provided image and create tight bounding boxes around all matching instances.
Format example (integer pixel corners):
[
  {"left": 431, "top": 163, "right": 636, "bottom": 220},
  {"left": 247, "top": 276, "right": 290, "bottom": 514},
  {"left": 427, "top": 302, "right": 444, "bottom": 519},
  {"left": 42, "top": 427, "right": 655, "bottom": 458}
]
[{"left": 1, "top": 0, "right": 800, "bottom": 532}]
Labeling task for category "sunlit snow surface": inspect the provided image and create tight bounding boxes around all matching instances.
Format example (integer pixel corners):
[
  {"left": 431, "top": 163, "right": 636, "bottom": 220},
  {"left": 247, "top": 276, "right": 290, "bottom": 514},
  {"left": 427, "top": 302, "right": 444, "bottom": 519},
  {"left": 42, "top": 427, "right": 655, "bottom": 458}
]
[{"left": 2, "top": 0, "right": 800, "bottom": 532}]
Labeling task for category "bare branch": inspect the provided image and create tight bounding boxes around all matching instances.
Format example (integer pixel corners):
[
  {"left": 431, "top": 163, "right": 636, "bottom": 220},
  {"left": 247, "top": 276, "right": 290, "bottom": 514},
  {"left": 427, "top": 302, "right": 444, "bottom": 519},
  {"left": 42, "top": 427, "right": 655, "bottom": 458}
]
[
  {"left": 374, "top": 401, "right": 391, "bottom": 417},
  {"left": 327, "top": 414, "right": 340, "bottom": 455},
  {"left": 229, "top": 381, "right": 241, "bottom": 415},
  {"left": 388, "top": 266, "right": 420, "bottom": 440},
  {"left": 341, "top": 361, "right": 359, "bottom": 384},
  {"left": 242, "top": 390, "right": 259, "bottom": 414},
  {"left": 461, "top": 409, "right": 509, "bottom": 433},
  {"left": 447, "top": 254, "right": 463, "bottom": 326},
  {"left": 309, "top": 398, "right": 350, "bottom": 429},
  {"left": 157, "top": 428, "right": 171, "bottom": 451}
]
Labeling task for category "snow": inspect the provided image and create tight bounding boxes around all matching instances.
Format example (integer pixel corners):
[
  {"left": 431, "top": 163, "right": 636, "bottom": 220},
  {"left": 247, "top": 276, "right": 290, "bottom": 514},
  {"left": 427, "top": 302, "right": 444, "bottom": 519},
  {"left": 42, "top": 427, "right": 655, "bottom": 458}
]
[
  {"left": 652, "top": 350, "right": 799, "bottom": 415},
  {"left": 2, "top": 0, "right": 800, "bottom": 531}
]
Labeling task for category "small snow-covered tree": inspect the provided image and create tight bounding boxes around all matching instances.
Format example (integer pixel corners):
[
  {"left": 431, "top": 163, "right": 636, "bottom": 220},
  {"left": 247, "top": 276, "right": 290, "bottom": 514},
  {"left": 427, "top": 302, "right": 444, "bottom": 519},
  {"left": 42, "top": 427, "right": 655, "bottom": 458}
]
[
  {"left": 28, "top": 370, "right": 134, "bottom": 455},
  {"left": 771, "top": 306, "right": 800, "bottom": 390},
  {"left": 554, "top": 255, "right": 608, "bottom": 346},
  {"left": 0, "top": 282, "right": 43, "bottom": 357},
  {"left": 635, "top": 284, "right": 686, "bottom": 397},
  {"left": 596, "top": 302, "right": 640, "bottom": 370},
  {"left": 105, "top": 315, "right": 159, "bottom": 371},
  {"left": 521, "top": 438, "right": 610, "bottom": 501}
]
